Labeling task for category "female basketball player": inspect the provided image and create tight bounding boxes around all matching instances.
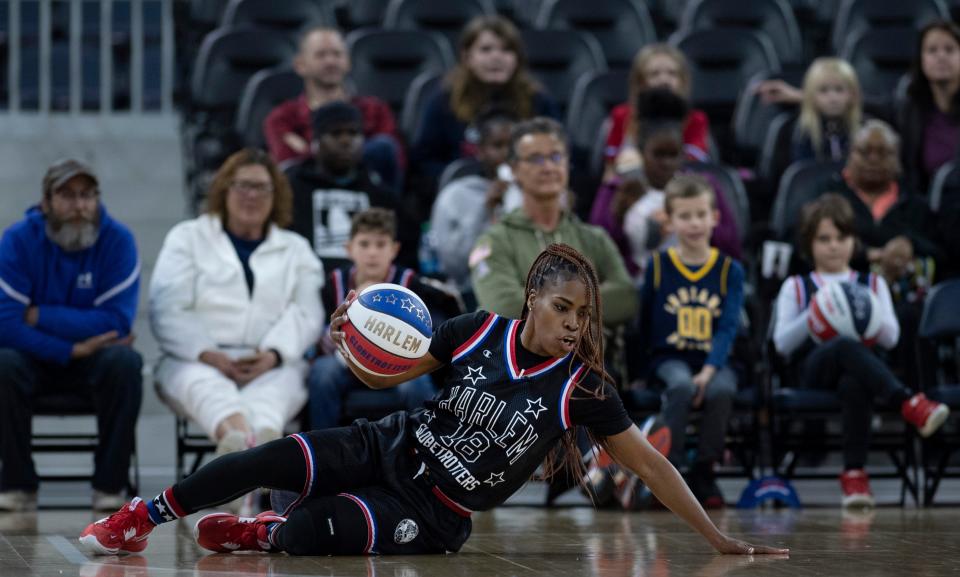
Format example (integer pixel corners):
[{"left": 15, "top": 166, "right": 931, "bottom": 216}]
[{"left": 79, "top": 244, "right": 788, "bottom": 557}]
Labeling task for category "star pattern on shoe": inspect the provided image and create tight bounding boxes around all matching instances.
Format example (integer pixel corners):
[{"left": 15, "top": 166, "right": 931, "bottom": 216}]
[{"left": 463, "top": 365, "right": 486, "bottom": 386}]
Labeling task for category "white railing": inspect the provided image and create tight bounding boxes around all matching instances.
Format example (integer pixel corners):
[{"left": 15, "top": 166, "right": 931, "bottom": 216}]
[{"left": 3, "top": 0, "right": 175, "bottom": 114}]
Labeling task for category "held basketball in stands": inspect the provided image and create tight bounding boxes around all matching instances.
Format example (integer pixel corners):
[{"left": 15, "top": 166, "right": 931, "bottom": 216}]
[
  {"left": 807, "top": 281, "right": 882, "bottom": 345},
  {"left": 342, "top": 283, "right": 433, "bottom": 377}
]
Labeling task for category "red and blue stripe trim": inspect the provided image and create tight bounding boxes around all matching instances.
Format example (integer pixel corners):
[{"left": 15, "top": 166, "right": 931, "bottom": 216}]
[
  {"left": 504, "top": 319, "right": 570, "bottom": 381},
  {"left": 452, "top": 313, "right": 499, "bottom": 362},
  {"left": 283, "top": 434, "right": 317, "bottom": 515},
  {"left": 339, "top": 493, "right": 377, "bottom": 553},
  {"left": 558, "top": 364, "right": 587, "bottom": 430}
]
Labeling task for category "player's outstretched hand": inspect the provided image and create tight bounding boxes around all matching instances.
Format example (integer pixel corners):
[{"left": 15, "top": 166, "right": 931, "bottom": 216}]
[
  {"left": 712, "top": 534, "right": 789, "bottom": 556},
  {"left": 330, "top": 290, "right": 357, "bottom": 355}
]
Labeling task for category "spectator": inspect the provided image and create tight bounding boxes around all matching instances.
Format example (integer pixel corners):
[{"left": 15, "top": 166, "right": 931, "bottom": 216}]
[
  {"left": 773, "top": 193, "right": 948, "bottom": 508},
  {"left": 637, "top": 175, "right": 745, "bottom": 508},
  {"left": 899, "top": 21, "right": 960, "bottom": 195},
  {"left": 263, "top": 27, "right": 403, "bottom": 190},
  {"left": 411, "top": 15, "right": 560, "bottom": 182},
  {"left": 829, "top": 121, "right": 941, "bottom": 276},
  {"left": 285, "top": 101, "right": 418, "bottom": 271},
  {"left": 430, "top": 108, "right": 517, "bottom": 297},
  {"left": 308, "top": 208, "right": 445, "bottom": 430},
  {"left": 150, "top": 150, "right": 322, "bottom": 465},
  {"left": 470, "top": 117, "right": 637, "bottom": 327},
  {"left": 592, "top": 89, "right": 741, "bottom": 282},
  {"left": 603, "top": 44, "right": 712, "bottom": 180},
  {"left": 0, "top": 159, "right": 142, "bottom": 512},
  {"left": 791, "top": 58, "right": 862, "bottom": 164}
]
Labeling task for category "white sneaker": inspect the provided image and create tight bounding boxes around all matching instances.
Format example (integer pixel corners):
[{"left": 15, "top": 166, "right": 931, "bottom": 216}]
[
  {"left": 92, "top": 490, "right": 127, "bottom": 512},
  {"left": 254, "top": 427, "right": 281, "bottom": 446},
  {"left": 215, "top": 429, "right": 251, "bottom": 457},
  {"left": 0, "top": 490, "right": 38, "bottom": 512}
]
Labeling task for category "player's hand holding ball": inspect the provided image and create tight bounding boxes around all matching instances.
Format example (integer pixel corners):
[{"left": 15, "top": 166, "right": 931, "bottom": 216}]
[{"left": 330, "top": 283, "right": 433, "bottom": 377}]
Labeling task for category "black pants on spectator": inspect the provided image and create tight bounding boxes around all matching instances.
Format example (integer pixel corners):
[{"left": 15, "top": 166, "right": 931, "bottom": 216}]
[
  {"left": 801, "top": 337, "right": 911, "bottom": 470},
  {"left": 0, "top": 346, "right": 143, "bottom": 493}
]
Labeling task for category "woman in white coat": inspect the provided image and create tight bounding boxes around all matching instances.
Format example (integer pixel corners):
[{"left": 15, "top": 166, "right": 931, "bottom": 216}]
[{"left": 150, "top": 149, "right": 323, "bottom": 457}]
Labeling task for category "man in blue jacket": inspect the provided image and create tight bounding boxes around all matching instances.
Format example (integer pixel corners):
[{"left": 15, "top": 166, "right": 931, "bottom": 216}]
[{"left": 0, "top": 159, "right": 143, "bottom": 512}]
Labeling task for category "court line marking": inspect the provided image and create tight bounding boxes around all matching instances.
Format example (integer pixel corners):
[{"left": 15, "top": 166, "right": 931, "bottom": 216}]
[
  {"left": 47, "top": 535, "right": 89, "bottom": 565},
  {"left": 461, "top": 543, "right": 537, "bottom": 572}
]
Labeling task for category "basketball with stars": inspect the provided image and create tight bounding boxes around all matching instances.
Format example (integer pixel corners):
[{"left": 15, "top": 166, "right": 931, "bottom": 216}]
[{"left": 342, "top": 283, "right": 434, "bottom": 377}]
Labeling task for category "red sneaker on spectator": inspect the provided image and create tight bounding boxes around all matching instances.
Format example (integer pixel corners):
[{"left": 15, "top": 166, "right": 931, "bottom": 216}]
[
  {"left": 902, "top": 393, "right": 949, "bottom": 438},
  {"left": 840, "top": 469, "right": 875, "bottom": 509}
]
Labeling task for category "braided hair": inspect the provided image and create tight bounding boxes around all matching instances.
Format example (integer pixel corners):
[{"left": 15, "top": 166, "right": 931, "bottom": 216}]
[{"left": 521, "top": 243, "right": 612, "bottom": 490}]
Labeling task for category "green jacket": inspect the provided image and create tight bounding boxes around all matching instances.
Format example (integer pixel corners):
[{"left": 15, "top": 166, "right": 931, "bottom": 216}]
[{"left": 470, "top": 209, "right": 638, "bottom": 326}]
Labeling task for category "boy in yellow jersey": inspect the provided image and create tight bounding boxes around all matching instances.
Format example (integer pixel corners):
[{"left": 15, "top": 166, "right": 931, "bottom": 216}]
[{"left": 638, "top": 175, "right": 744, "bottom": 508}]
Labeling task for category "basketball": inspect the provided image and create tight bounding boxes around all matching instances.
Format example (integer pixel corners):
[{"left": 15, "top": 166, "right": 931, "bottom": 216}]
[
  {"left": 341, "top": 283, "right": 433, "bottom": 377},
  {"left": 807, "top": 280, "right": 882, "bottom": 345}
]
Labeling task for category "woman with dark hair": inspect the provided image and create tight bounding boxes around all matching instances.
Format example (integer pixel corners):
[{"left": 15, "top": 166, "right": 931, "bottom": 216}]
[
  {"left": 411, "top": 15, "right": 560, "bottom": 180},
  {"left": 81, "top": 244, "right": 786, "bottom": 559},
  {"left": 899, "top": 20, "right": 960, "bottom": 193},
  {"left": 149, "top": 149, "right": 323, "bottom": 463}
]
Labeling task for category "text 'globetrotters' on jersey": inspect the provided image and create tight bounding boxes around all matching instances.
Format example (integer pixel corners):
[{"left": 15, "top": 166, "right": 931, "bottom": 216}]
[{"left": 410, "top": 311, "right": 633, "bottom": 514}]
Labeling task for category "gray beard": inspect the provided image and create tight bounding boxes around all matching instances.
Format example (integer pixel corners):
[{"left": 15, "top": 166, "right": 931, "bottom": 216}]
[{"left": 46, "top": 218, "right": 100, "bottom": 252}]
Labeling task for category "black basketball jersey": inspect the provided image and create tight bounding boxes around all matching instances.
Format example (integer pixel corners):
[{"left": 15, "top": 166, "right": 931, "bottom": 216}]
[{"left": 410, "top": 311, "right": 633, "bottom": 514}]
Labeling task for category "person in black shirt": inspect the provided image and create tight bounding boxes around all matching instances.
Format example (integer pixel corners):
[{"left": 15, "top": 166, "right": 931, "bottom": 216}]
[
  {"left": 79, "top": 245, "right": 787, "bottom": 558},
  {"left": 284, "top": 101, "right": 417, "bottom": 271}
]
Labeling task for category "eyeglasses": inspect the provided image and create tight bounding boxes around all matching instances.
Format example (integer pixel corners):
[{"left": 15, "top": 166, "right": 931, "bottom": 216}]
[
  {"left": 53, "top": 187, "right": 98, "bottom": 203},
  {"left": 230, "top": 179, "right": 274, "bottom": 196},
  {"left": 517, "top": 152, "right": 567, "bottom": 166}
]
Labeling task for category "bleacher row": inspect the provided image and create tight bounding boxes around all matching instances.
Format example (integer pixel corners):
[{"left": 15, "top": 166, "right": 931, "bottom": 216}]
[{"left": 178, "top": 0, "right": 959, "bottom": 213}]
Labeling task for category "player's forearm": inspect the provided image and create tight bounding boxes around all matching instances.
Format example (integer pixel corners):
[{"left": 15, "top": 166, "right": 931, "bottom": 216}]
[{"left": 633, "top": 451, "right": 725, "bottom": 548}]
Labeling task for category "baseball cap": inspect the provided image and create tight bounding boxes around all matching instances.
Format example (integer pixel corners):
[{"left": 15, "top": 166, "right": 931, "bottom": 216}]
[{"left": 43, "top": 159, "right": 99, "bottom": 196}]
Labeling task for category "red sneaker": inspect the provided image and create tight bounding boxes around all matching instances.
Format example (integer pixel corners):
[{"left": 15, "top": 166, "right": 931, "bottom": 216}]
[
  {"left": 840, "top": 469, "right": 875, "bottom": 509},
  {"left": 78, "top": 497, "right": 155, "bottom": 555},
  {"left": 194, "top": 511, "right": 286, "bottom": 553},
  {"left": 902, "top": 393, "right": 950, "bottom": 437}
]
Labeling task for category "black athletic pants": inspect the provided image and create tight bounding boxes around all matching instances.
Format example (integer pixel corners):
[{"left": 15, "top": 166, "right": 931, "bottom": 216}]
[
  {"left": 166, "top": 413, "right": 471, "bottom": 555},
  {"left": 801, "top": 337, "right": 911, "bottom": 470}
]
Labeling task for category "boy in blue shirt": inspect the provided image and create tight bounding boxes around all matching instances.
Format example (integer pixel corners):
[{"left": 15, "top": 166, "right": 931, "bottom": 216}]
[{"left": 638, "top": 174, "right": 745, "bottom": 507}]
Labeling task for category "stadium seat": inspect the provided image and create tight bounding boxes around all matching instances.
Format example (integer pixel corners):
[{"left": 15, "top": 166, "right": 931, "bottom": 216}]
[
  {"left": 345, "top": 28, "right": 454, "bottom": 121},
  {"left": 769, "top": 160, "right": 844, "bottom": 241},
  {"left": 564, "top": 69, "right": 627, "bottom": 179},
  {"left": 732, "top": 70, "right": 804, "bottom": 169},
  {"left": 191, "top": 26, "right": 296, "bottom": 120},
  {"left": 917, "top": 279, "right": 960, "bottom": 505},
  {"left": 187, "top": 26, "right": 296, "bottom": 200},
  {"left": 831, "top": 0, "right": 949, "bottom": 53},
  {"left": 337, "top": 0, "right": 390, "bottom": 29},
  {"left": 534, "top": 0, "right": 656, "bottom": 70},
  {"left": 383, "top": 0, "right": 496, "bottom": 48},
  {"left": 840, "top": 27, "right": 918, "bottom": 123},
  {"left": 33, "top": 392, "right": 140, "bottom": 496},
  {"left": 235, "top": 67, "right": 303, "bottom": 149},
  {"left": 400, "top": 69, "right": 443, "bottom": 144},
  {"left": 679, "top": 0, "right": 803, "bottom": 66},
  {"left": 221, "top": 0, "right": 335, "bottom": 39},
  {"left": 755, "top": 111, "right": 797, "bottom": 202},
  {"left": 670, "top": 28, "right": 780, "bottom": 157},
  {"left": 684, "top": 161, "right": 751, "bottom": 245},
  {"left": 521, "top": 29, "right": 607, "bottom": 117},
  {"left": 929, "top": 161, "right": 960, "bottom": 212}
]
